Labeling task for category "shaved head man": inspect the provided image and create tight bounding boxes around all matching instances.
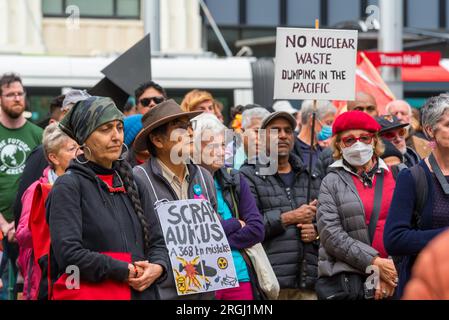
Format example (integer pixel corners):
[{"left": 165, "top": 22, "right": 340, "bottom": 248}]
[{"left": 347, "top": 91, "right": 378, "bottom": 118}]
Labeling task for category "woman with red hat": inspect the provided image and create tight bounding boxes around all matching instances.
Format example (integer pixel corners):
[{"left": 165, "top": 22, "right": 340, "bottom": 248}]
[{"left": 315, "top": 111, "right": 398, "bottom": 300}]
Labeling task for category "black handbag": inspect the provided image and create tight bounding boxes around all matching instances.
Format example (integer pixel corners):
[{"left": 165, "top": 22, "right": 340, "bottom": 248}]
[{"left": 316, "top": 170, "right": 384, "bottom": 300}]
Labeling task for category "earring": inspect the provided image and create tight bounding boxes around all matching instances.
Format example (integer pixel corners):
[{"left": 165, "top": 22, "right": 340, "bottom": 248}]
[
  {"left": 75, "top": 144, "right": 91, "bottom": 165},
  {"left": 118, "top": 143, "right": 129, "bottom": 161}
]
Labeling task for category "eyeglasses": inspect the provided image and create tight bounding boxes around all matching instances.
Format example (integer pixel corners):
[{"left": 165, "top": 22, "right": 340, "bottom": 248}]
[
  {"left": 2, "top": 92, "right": 26, "bottom": 99},
  {"left": 380, "top": 128, "right": 407, "bottom": 141},
  {"left": 139, "top": 96, "right": 165, "bottom": 107},
  {"left": 341, "top": 133, "right": 374, "bottom": 147}
]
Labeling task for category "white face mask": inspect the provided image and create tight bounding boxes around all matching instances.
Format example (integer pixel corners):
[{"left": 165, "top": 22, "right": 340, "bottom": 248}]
[{"left": 341, "top": 141, "right": 374, "bottom": 167}]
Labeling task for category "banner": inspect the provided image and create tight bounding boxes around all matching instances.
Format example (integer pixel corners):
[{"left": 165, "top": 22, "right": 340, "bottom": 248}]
[
  {"left": 274, "top": 27, "right": 358, "bottom": 101},
  {"left": 156, "top": 199, "right": 238, "bottom": 296}
]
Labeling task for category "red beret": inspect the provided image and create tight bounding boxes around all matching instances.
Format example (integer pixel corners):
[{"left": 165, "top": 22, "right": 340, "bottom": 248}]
[{"left": 332, "top": 111, "right": 381, "bottom": 136}]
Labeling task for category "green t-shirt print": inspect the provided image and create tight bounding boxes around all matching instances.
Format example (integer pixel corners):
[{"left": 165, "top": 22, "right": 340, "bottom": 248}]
[{"left": 0, "top": 121, "right": 43, "bottom": 222}]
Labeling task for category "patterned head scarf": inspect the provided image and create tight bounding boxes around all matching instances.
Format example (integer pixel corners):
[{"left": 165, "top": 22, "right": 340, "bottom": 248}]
[{"left": 59, "top": 96, "right": 124, "bottom": 145}]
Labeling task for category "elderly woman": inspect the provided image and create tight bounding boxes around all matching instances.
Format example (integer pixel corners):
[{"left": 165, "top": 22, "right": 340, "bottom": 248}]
[
  {"left": 384, "top": 93, "right": 449, "bottom": 298},
  {"left": 16, "top": 123, "right": 77, "bottom": 300},
  {"left": 316, "top": 111, "right": 398, "bottom": 300},
  {"left": 47, "top": 96, "right": 168, "bottom": 300},
  {"left": 191, "top": 113, "right": 265, "bottom": 300}
]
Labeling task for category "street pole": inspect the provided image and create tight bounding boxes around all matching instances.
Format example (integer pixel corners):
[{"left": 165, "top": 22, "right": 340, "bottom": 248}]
[
  {"left": 379, "top": 0, "right": 403, "bottom": 99},
  {"left": 143, "top": 0, "right": 160, "bottom": 53}
]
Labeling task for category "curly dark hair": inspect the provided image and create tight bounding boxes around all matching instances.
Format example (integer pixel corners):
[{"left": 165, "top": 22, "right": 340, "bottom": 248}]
[{"left": 0, "top": 73, "right": 23, "bottom": 95}]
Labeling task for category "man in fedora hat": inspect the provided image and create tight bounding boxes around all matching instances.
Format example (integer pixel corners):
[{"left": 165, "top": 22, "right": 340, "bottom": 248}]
[{"left": 132, "top": 99, "right": 217, "bottom": 300}]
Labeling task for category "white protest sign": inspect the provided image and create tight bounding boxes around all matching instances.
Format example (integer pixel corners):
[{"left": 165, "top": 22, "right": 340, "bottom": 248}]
[
  {"left": 156, "top": 199, "right": 238, "bottom": 295},
  {"left": 274, "top": 27, "right": 358, "bottom": 101}
]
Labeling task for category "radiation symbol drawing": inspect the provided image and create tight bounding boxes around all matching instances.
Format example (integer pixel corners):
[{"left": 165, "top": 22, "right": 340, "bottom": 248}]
[{"left": 217, "top": 257, "right": 228, "bottom": 269}]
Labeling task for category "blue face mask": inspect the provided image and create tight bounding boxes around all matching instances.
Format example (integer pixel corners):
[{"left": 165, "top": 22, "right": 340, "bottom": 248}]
[{"left": 317, "top": 125, "right": 332, "bottom": 141}]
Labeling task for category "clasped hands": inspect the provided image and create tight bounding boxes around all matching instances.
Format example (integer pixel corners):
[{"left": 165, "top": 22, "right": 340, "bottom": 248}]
[{"left": 127, "top": 261, "right": 163, "bottom": 292}]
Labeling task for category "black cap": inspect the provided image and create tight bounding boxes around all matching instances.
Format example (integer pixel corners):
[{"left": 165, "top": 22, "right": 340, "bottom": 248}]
[
  {"left": 89, "top": 34, "right": 152, "bottom": 109},
  {"left": 375, "top": 114, "right": 408, "bottom": 134},
  {"left": 261, "top": 111, "right": 296, "bottom": 130}
]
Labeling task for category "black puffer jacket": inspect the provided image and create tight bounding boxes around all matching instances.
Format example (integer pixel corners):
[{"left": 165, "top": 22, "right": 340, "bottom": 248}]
[
  {"left": 46, "top": 160, "right": 169, "bottom": 300},
  {"left": 240, "top": 153, "right": 321, "bottom": 290}
]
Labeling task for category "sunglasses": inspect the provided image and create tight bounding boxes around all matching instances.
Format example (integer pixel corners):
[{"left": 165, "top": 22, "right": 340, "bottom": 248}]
[
  {"left": 139, "top": 96, "right": 165, "bottom": 107},
  {"left": 341, "top": 133, "right": 374, "bottom": 147},
  {"left": 380, "top": 128, "right": 407, "bottom": 141}
]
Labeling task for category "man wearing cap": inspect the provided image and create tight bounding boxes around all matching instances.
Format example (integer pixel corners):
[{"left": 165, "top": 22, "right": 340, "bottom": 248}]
[
  {"left": 376, "top": 115, "right": 420, "bottom": 168},
  {"left": 132, "top": 99, "right": 217, "bottom": 300},
  {"left": 240, "top": 111, "right": 321, "bottom": 300}
]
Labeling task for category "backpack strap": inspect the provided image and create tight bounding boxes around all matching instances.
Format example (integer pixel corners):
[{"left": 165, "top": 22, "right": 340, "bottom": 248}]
[
  {"left": 409, "top": 164, "right": 428, "bottom": 229},
  {"left": 368, "top": 169, "right": 384, "bottom": 244},
  {"left": 226, "top": 167, "right": 240, "bottom": 220}
]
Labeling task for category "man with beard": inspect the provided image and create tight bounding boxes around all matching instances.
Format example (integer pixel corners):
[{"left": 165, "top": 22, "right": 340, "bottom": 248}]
[
  {"left": 240, "top": 111, "right": 321, "bottom": 300},
  {"left": 0, "top": 73, "right": 42, "bottom": 299},
  {"left": 376, "top": 114, "right": 420, "bottom": 168}
]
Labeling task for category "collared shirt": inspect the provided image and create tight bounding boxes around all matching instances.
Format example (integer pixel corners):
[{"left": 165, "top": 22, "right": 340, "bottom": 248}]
[
  {"left": 157, "top": 158, "right": 190, "bottom": 199},
  {"left": 330, "top": 157, "right": 390, "bottom": 187}
]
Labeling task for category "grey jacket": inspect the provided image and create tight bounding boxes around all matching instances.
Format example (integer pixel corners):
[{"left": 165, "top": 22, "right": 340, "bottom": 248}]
[
  {"left": 133, "top": 157, "right": 217, "bottom": 300},
  {"left": 316, "top": 159, "right": 384, "bottom": 278}
]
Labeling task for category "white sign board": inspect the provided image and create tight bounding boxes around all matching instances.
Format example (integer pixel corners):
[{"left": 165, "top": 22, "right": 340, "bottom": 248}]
[
  {"left": 156, "top": 199, "right": 238, "bottom": 296},
  {"left": 274, "top": 27, "right": 358, "bottom": 101}
]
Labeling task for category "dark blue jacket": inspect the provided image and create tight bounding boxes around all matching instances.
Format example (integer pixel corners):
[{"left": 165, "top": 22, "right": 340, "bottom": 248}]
[{"left": 384, "top": 160, "right": 448, "bottom": 298}]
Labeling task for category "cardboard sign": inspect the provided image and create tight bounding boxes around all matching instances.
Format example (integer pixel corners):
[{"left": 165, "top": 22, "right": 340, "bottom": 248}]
[
  {"left": 274, "top": 27, "right": 358, "bottom": 101},
  {"left": 156, "top": 199, "right": 238, "bottom": 296}
]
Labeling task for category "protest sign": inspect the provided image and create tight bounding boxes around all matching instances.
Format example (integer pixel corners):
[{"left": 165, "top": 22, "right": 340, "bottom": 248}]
[
  {"left": 156, "top": 199, "right": 238, "bottom": 295},
  {"left": 274, "top": 27, "right": 358, "bottom": 101}
]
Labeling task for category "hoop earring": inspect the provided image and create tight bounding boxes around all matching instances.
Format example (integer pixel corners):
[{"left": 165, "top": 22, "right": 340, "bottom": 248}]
[
  {"left": 118, "top": 143, "right": 129, "bottom": 161},
  {"left": 75, "top": 145, "right": 91, "bottom": 165}
]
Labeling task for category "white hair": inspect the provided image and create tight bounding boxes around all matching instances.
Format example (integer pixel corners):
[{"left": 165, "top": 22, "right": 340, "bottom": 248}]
[
  {"left": 191, "top": 113, "right": 226, "bottom": 136},
  {"left": 241, "top": 107, "right": 270, "bottom": 130},
  {"left": 42, "top": 123, "right": 72, "bottom": 167},
  {"left": 385, "top": 100, "right": 412, "bottom": 116},
  {"left": 300, "top": 100, "right": 336, "bottom": 125}
]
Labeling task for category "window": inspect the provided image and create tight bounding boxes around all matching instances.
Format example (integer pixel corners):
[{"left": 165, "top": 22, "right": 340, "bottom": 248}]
[
  {"left": 42, "top": 0, "right": 141, "bottom": 19},
  {"left": 327, "top": 0, "right": 361, "bottom": 26},
  {"left": 246, "top": 0, "right": 279, "bottom": 26},
  {"left": 406, "top": 0, "right": 439, "bottom": 29},
  {"left": 204, "top": 0, "right": 239, "bottom": 25},
  {"left": 287, "top": 0, "right": 320, "bottom": 27}
]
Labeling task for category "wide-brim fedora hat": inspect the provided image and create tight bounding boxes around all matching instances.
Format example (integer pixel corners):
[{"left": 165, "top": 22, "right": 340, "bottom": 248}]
[{"left": 134, "top": 99, "right": 203, "bottom": 152}]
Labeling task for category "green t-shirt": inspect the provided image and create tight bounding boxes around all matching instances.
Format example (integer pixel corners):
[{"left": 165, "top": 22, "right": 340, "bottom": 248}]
[{"left": 0, "top": 121, "right": 43, "bottom": 222}]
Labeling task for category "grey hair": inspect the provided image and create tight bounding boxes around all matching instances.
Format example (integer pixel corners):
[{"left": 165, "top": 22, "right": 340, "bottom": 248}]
[
  {"left": 421, "top": 93, "right": 449, "bottom": 139},
  {"left": 241, "top": 107, "right": 270, "bottom": 130},
  {"left": 385, "top": 100, "right": 412, "bottom": 116},
  {"left": 300, "top": 100, "right": 336, "bottom": 125},
  {"left": 42, "top": 122, "right": 72, "bottom": 168},
  {"left": 191, "top": 113, "right": 226, "bottom": 136}
]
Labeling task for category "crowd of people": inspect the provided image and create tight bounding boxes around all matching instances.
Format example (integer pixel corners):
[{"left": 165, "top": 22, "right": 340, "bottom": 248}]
[{"left": 0, "top": 70, "right": 448, "bottom": 300}]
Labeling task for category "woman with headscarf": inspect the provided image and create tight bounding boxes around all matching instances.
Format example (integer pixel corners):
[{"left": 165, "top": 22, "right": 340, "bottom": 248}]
[{"left": 46, "top": 96, "right": 168, "bottom": 300}]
